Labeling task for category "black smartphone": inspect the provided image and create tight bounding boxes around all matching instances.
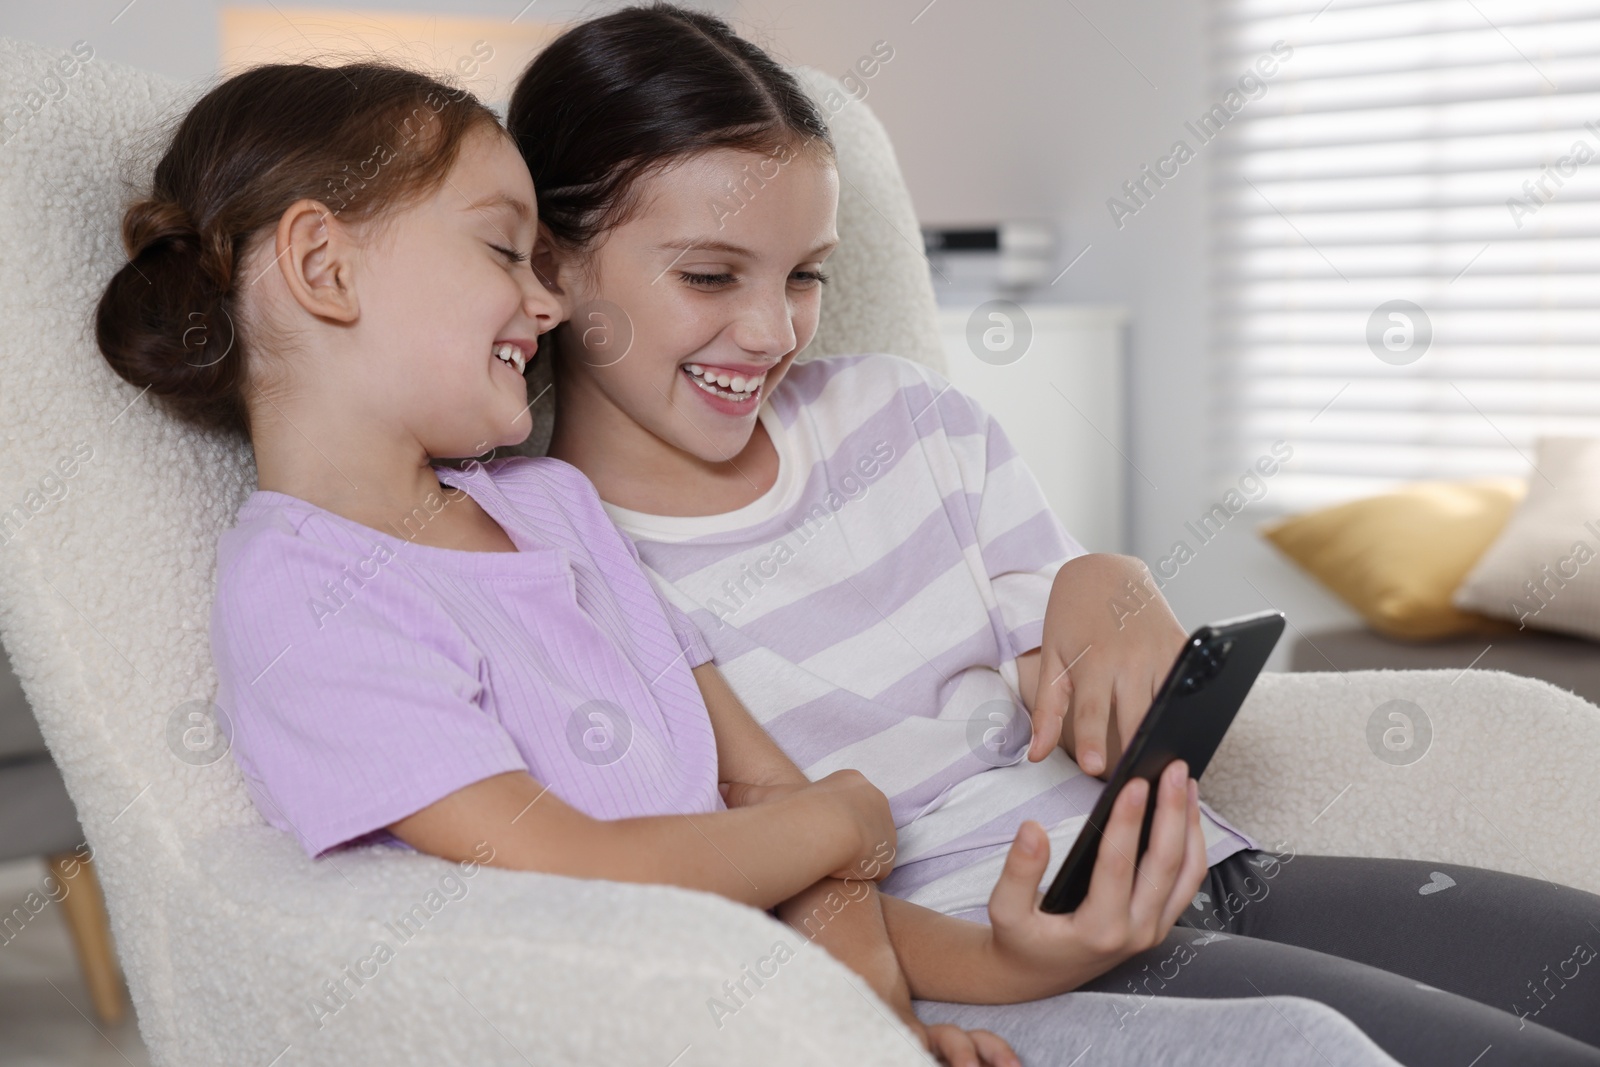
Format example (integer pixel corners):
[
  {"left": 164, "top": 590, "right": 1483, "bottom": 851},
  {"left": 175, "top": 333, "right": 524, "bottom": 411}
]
[{"left": 1038, "top": 609, "right": 1285, "bottom": 914}]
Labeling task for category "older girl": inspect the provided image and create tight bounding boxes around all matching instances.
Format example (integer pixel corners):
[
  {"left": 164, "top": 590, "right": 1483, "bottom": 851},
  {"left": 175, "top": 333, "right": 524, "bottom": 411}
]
[{"left": 509, "top": 6, "right": 1600, "bottom": 1066}]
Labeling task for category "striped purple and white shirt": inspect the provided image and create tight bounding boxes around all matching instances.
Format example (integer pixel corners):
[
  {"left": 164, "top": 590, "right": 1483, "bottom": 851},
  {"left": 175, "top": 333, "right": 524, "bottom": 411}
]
[{"left": 606, "top": 354, "right": 1255, "bottom": 921}]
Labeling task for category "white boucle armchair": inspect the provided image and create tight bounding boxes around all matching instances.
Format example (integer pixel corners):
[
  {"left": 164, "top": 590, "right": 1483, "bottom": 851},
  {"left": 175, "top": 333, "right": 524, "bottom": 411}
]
[{"left": 2, "top": 36, "right": 1599, "bottom": 1067}]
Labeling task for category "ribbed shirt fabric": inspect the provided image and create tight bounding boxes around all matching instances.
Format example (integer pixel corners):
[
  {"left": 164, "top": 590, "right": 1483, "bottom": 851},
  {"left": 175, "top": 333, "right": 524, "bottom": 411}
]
[
  {"left": 210, "top": 456, "right": 720, "bottom": 859},
  {"left": 605, "top": 354, "right": 1256, "bottom": 921}
]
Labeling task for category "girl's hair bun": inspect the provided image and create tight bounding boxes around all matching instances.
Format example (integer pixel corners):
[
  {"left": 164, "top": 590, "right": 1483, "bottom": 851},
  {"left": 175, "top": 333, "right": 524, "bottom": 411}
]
[
  {"left": 124, "top": 197, "right": 196, "bottom": 257},
  {"left": 96, "top": 195, "right": 244, "bottom": 435},
  {"left": 121, "top": 198, "right": 233, "bottom": 288},
  {"left": 94, "top": 62, "right": 500, "bottom": 438}
]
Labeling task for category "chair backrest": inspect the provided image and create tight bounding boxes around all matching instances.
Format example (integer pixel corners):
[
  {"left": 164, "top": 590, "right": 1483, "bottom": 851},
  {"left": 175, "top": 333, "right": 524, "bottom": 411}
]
[{"left": 0, "top": 30, "right": 941, "bottom": 975}]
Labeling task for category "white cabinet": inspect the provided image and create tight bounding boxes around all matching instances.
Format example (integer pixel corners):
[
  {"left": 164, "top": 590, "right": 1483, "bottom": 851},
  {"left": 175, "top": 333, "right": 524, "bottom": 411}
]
[{"left": 937, "top": 304, "right": 1128, "bottom": 553}]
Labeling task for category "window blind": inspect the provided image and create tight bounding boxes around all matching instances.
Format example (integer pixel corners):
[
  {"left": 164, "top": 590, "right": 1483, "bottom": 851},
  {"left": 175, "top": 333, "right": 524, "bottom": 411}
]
[{"left": 1212, "top": 0, "right": 1600, "bottom": 510}]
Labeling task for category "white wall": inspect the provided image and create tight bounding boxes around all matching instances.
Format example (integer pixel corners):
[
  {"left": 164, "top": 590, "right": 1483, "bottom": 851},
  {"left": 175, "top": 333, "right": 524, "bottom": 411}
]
[
  {"left": 1, "top": 0, "right": 1359, "bottom": 660},
  {"left": 0, "top": 0, "right": 737, "bottom": 81}
]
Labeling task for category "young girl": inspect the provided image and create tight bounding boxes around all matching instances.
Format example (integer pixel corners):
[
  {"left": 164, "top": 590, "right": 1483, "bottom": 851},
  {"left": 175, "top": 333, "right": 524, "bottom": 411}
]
[
  {"left": 90, "top": 61, "right": 1387, "bottom": 1067},
  {"left": 508, "top": 6, "right": 1600, "bottom": 1066}
]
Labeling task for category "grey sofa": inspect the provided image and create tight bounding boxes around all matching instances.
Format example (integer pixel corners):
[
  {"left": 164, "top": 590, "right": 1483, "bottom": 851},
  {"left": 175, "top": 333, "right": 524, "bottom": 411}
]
[
  {"left": 0, "top": 641, "right": 81, "bottom": 857},
  {"left": 0, "top": 637, "right": 128, "bottom": 1024},
  {"left": 1289, "top": 627, "right": 1600, "bottom": 706}
]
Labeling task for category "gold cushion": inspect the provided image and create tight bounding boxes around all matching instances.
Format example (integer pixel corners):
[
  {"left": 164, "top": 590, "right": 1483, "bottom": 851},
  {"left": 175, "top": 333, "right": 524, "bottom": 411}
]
[{"left": 1260, "top": 479, "right": 1527, "bottom": 641}]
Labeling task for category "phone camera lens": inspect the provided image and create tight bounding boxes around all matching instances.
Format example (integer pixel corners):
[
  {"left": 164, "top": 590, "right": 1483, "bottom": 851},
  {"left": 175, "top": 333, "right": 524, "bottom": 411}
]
[{"left": 1195, "top": 640, "right": 1231, "bottom": 682}]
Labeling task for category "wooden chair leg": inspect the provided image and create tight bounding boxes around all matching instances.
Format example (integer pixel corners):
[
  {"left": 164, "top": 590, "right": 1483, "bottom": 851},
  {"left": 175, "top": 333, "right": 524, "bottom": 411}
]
[{"left": 44, "top": 851, "right": 127, "bottom": 1026}]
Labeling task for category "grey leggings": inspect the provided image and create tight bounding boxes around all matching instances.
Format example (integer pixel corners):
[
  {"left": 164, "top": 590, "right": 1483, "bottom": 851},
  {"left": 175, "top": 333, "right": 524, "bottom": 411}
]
[
  {"left": 916, "top": 990, "right": 1402, "bottom": 1066},
  {"left": 917, "top": 851, "right": 1600, "bottom": 1067}
]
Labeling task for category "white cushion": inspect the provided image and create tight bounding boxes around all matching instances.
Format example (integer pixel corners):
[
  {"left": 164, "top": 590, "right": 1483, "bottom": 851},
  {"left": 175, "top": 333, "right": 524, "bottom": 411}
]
[{"left": 1454, "top": 437, "right": 1600, "bottom": 642}]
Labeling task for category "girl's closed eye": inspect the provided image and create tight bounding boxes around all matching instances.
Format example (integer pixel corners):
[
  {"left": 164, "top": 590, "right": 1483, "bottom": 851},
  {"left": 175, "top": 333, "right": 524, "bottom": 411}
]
[
  {"left": 676, "top": 269, "right": 830, "bottom": 288},
  {"left": 491, "top": 243, "right": 529, "bottom": 264},
  {"left": 678, "top": 270, "right": 733, "bottom": 287}
]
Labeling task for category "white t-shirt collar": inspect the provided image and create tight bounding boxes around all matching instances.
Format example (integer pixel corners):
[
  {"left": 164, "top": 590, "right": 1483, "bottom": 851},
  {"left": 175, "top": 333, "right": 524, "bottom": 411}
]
[{"left": 601, "top": 402, "right": 804, "bottom": 542}]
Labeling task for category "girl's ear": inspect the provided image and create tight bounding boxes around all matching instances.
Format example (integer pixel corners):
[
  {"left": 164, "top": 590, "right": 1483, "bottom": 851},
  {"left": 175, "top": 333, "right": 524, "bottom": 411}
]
[{"left": 273, "top": 199, "right": 360, "bottom": 324}]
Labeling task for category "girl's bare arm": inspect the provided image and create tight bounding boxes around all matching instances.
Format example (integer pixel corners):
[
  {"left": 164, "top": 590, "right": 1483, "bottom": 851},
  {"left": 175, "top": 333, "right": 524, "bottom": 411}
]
[
  {"left": 386, "top": 762, "right": 890, "bottom": 911},
  {"left": 691, "top": 664, "right": 913, "bottom": 1010},
  {"left": 698, "top": 665, "right": 1044, "bottom": 1066}
]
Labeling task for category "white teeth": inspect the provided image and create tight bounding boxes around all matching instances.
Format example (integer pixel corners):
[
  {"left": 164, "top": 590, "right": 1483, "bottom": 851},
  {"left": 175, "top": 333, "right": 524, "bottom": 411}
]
[
  {"left": 493, "top": 342, "right": 525, "bottom": 375},
  {"left": 690, "top": 375, "right": 754, "bottom": 401},
  {"left": 681, "top": 364, "right": 763, "bottom": 399}
]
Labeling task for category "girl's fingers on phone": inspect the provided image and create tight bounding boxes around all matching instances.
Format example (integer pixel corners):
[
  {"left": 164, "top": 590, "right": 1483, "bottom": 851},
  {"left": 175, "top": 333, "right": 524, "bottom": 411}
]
[
  {"left": 987, "top": 820, "right": 1051, "bottom": 925},
  {"left": 1109, "top": 672, "right": 1147, "bottom": 767},
  {"left": 1158, "top": 779, "right": 1210, "bottom": 931},
  {"left": 1027, "top": 656, "right": 1069, "bottom": 762},
  {"left": 1128, "top": 761, "right": 1191, "bottom": 930},
  {"left": 1082, "top": 776, "right": 1148, "bottom": 914},
  {"left": 1071, "top": 671, "right": 1113, "bottom": 776}
]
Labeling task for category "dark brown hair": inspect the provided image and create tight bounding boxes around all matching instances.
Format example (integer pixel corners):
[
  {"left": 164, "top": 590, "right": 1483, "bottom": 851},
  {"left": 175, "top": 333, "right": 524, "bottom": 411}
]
[
  {"left": 506, "top": 2, "right": 834, "bottom": 254},
  {"left": 96, "top": 63, "right": 500, "bottom": 436}
]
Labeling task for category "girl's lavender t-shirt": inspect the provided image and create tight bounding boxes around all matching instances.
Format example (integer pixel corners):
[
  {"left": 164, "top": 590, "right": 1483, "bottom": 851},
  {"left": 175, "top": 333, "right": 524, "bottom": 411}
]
[{"left": 210, "top": 456, "right": 723, "bottom": 859}]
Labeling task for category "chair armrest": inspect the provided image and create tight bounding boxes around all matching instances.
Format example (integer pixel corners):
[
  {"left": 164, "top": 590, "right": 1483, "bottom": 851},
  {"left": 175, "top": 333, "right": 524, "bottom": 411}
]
[
  {"left": 137, "top": 825, "right": 931, "bottom": 1066},
  {"left": 1205, "top": 669, "right": 1600, "bottom": 894}
]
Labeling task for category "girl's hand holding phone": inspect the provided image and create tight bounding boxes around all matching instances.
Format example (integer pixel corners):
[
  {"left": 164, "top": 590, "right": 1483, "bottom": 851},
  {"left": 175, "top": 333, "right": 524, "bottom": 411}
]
[
  {"left": 1026, "top": 553, "right": 1189, "bottom": 776},
  {"left": 722, "top": 770, "right": 898, "bottom": 881},
  {"left": 980, "top": 761, "right": 1208, "bottom": 1003}
]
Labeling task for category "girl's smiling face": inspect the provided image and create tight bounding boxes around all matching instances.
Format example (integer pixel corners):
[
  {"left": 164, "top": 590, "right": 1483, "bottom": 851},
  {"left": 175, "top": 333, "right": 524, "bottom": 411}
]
[
  {"left": 547, "top": 145, "right": 839, "bottom": 467},
  {"left": 345, "top": 125, "right": 561, "bottom": 459}
]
